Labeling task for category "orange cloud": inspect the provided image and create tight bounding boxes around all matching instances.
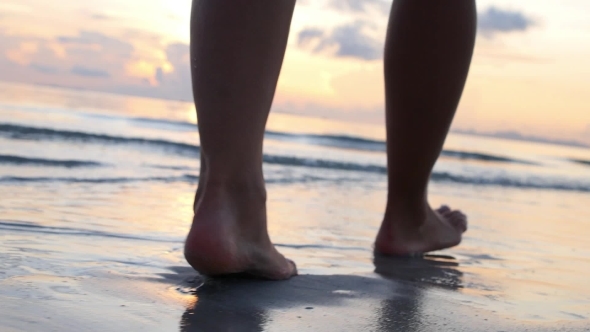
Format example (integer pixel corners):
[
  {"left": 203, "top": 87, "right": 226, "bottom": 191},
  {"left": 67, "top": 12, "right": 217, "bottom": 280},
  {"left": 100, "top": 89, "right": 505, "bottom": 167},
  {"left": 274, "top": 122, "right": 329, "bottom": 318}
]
[
  {"left": 5, "top": 41, "right": 37, "bottom": 65},
  {"left": 126, "top": 60, "right": 158, "bottom": 85}
]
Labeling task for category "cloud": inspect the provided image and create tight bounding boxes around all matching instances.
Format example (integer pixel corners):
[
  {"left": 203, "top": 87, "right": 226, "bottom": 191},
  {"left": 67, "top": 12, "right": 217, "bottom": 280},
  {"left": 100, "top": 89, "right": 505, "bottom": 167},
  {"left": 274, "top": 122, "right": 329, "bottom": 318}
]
[
  {"left": 0, "top": 25, "right": 199, "bottom": 101},
  {"left": 298, "top": 21, "right": 382, "bottom": 61},
  {"left": 298, "top": 28, "right": 324, "bottom": 46},
  {"left": 153, "top": 43, "right": 192, "bottom": 99},
  {"left": 57, "top": 30, "right": 134, "bottom": 58},
  {"left": 29, "top": 63, "right": 59, "bottom": 74},
  {"left": 71, "top": 66, "right": 110, "bottom": 78},
  {"left": 0, "top": 29, "right": 135, "bottom": 83},
  {"left": 296, "top": 6, "right": 537, "bottom": 61},
  {"left": 478, "top": 7, "right": 536, "bottom": 38},
  {"left": 329, "top": 0, "right": 390, "bottom": 16},
  {"left": 155, "top": 67, "right": 164, "bottom": 84}
]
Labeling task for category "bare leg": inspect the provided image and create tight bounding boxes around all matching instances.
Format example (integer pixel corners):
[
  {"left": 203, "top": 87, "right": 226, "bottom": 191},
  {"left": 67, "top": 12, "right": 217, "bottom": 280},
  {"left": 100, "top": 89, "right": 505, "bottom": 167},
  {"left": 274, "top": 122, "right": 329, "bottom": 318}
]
[
  {"left": 375, "top": 0, "right": 476, "bottom": 255},
  {"left": 184, "top": 0, "right": 297, "bottom": 279}
]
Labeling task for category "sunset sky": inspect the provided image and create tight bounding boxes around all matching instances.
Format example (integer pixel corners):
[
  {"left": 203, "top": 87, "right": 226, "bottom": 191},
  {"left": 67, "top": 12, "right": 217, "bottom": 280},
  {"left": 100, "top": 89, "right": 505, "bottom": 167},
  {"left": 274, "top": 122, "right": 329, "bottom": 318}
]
[{"left": 1, "top": 0, "right": 589, "bottom": 144}]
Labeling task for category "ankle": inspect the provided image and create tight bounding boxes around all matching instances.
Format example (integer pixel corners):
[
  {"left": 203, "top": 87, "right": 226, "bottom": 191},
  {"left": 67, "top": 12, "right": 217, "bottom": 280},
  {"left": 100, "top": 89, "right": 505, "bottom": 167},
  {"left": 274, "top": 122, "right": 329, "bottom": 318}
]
[
  {"left": 201, "top": 155, "right": 265, "bottom": 189},
  {"left": 383, "top": 197, "right": 428, "bottom": 230},
  {"left": 199, "top": 173, "right": 266, "bottom": 202},
  {"left": 191, "top": 176, "right": 269, "bottom": 244},
  {"left": 387, "top": 189, "right": 426, "bottom": 207}
]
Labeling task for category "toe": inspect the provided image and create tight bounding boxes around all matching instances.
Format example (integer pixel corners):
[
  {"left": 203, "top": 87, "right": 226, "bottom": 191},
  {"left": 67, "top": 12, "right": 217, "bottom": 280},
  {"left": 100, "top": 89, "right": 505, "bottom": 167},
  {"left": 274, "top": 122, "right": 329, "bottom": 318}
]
[
  {"left": 251, "top": 255, "right": 297, "bottom": 280},
  {"left": 447, "top": 211, "right": 468, "bottom": 233},
  {"left": 272, "top": 258, "right": 297, "bottom": 280},
  {"left": 288, "top": 259, "right": 298, "bottom": 276},
  {"left": 437, "top": 205, "right": 451, "bottom": 214}
]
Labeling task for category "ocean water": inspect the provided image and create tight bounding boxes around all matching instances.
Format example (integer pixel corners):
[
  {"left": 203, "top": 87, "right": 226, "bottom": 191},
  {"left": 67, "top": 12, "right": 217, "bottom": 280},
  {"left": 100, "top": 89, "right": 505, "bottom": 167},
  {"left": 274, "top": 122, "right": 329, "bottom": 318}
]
[{"left": 1, "top": 81, "right": 590, "bottom": 327}]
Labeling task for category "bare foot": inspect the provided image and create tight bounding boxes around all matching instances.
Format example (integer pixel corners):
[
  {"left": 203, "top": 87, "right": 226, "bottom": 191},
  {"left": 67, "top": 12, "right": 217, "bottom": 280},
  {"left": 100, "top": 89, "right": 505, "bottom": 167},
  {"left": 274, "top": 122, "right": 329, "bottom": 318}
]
[
  {"left": 184, "top": 185, "right": 297, "bottom": 280},
  {"left": 375, "top": 203, "right": 467, "bottom": 256}
]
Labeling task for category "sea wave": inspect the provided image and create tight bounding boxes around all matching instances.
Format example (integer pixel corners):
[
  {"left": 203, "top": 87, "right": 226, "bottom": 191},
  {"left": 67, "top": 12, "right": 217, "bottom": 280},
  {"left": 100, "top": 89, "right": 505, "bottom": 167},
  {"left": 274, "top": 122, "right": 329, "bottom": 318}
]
[
  {"left": 0, "top": 219, "right": 179, "bottom": 243},
  {"left": 1, "top": 122, "right": 530, "bottom": 165},
  {"left": 0, "top": 154, "right": 102, "bottom": 168},
  {"left": 132, "top": 118, "right": 533, "bottom": 164},
  {"left": 0, "top": 175, "right": 199, "bottom": 184},
  {"left": 268, "top": 130, "right": 532, "bottom": 164},
  {"left": 265, "top": 130, "right": 386, "bottom": 152},
  {"left": 1, "top": 171, "right": 589, "bottom": 192},
  {"left": 133, "top": 117, "right": 529, "bottom": 163},
  {"left": 130, "top": 117, "right": 197, "bottom": 130},
  {"left": 440, "top": 150, "right": 533, "bottom": 164},
  {"left": 0, "top": 123, "right": 199, "bottom": 157},
  {"left": 570, "top": 158, "right": 590, "bottom": 166},
  {"left": 430, "top": 172, "right": 590, "bottom": 192},
  {"left": 263, "top": 155, "right": 387, "bottom": 173}
]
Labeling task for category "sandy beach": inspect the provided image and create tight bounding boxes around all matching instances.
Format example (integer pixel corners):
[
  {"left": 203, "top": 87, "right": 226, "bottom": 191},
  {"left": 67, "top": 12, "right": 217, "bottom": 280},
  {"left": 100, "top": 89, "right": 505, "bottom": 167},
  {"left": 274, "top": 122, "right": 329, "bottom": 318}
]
[
  {"left": 1, "top": 83, "right": 590, "bottom": 331},
  {"left": 2, "top": 255, "right": 588, "bottom": 331}
]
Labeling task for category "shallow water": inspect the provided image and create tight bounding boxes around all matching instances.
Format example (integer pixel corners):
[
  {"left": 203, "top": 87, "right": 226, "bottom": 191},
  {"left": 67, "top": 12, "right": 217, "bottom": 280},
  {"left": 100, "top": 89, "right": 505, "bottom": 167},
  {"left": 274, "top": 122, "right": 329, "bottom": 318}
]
[{"left": 1, "top": 81, "right": 589, "bottom": 331}]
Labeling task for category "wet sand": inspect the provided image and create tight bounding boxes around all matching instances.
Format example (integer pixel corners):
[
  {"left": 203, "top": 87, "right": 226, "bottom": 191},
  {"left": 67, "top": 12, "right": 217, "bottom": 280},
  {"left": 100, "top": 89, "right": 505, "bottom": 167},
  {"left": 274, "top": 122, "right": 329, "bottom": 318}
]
[
  {"left": 179, "top": 257, "right": 589, "bottom": 332},
  {"left": 2, "top": 182, "right": 590, "bottom": 331},
  {"left": 2, "top": 258, "right": 587, "bottom": 332}
]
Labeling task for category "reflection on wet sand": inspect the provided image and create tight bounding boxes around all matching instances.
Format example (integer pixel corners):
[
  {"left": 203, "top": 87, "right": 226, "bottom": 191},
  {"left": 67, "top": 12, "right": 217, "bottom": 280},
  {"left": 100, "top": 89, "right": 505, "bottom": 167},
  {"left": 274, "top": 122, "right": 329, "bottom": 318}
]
[
  {"left": 179, "top": 255, "right": 464, "bottom": 332},
  {"left": 373, "top": 254, "right": 463, "bottom": 290},
  {"left": 373, "top": 254, "right": 463, "bottom": 332}
]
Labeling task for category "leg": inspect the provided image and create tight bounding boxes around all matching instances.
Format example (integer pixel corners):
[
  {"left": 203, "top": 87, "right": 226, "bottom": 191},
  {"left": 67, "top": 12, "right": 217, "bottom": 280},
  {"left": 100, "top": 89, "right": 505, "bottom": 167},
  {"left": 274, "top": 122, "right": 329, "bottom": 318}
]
[
  {"left": 375, "top": 0, "right": 476, "bottom": 255},
  {"left": 184, "top": 0, "right": 297, "bottom": 279}
]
